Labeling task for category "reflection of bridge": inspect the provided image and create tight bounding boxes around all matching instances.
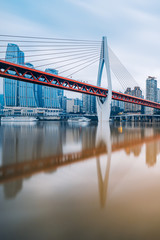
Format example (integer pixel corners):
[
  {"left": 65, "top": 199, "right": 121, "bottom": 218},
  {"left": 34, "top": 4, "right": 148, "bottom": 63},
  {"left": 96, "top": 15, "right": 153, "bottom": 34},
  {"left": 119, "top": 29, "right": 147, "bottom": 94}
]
[
  {"left": 0, "top": 36, "right": 160, "bottom": 122},
  {"left": 0, "top": 146, "right": 106, "bottom": 183},
  {"left": 1, "top": 123, "right": 160, "bottom": 184}
]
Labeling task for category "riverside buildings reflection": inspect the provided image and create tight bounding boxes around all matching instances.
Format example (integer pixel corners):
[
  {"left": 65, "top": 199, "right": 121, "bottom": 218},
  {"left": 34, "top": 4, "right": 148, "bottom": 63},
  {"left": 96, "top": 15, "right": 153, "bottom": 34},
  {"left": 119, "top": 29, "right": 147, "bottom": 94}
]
[
  {"left": 1, "top": 122, "right": 160, "bottom": 201},
  {"left": 2, "top": 122, "right": 160, "bottom": 239}
]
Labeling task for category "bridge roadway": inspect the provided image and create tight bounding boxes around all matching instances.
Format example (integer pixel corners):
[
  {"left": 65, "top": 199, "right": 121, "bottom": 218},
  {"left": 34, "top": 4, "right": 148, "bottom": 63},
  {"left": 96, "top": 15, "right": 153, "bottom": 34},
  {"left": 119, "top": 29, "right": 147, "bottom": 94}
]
[
  {"left": 1, "top": 128, "right": 160, "bottom": 183},
  {"left": 1, "top": 60, "right": 160, "bottom": 109}
]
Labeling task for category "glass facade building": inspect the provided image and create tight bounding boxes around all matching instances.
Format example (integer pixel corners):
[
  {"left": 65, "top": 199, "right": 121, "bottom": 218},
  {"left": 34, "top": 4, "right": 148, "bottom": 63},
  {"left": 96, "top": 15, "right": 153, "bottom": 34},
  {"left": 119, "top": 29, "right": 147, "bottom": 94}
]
[
  {"left": 19, "top": 63, "right": 38, "bottom": 107},
  {"left": 146, "top": 76, "right": 157, "bottom": 114},
  {"left": 82, "top": 94, "right": 96, "bottom": 114},
  {"left": 4, "top": 43, "right": 43, "bottom": 108},
  {"left": 43, "top": 68, "right": 62, "bottom": 108},
  {"left": 4, "top": 44, "right": 25, "bottom": 106},
  {"left": 4, "top": 44, "right": 63, "bottom": 110}
]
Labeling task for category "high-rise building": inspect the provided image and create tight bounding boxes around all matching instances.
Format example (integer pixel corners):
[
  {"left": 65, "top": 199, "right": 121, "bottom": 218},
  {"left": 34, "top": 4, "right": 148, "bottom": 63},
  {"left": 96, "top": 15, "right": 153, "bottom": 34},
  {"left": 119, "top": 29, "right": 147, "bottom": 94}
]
[
  {"left": 19, "top": 63, "right": 40, "bottom": 107},
  {"left": 65, "top": 98, "right": 81, "bottom": 113},
  {"left": 0, "top": 94, "right": 4, "bottom": 107},
  {"left": 112, "top": 99, "right": 119, "bottom": 108},
  {"left": 4, "top": 43, "right": 42, "bottom": 108},
  {"left": 119, "top": 100, "right": 124, "bottom": 111},
  {"left": 157, "top": 88, "right": 160, "bottom": 103},
  {"left": 58, "top": 89, "right": 64, "bottom": 110},
  {"left": 4, "top": 43, "right": 25, "bottom": 106},
  {"left": 112, "top": 98, "right": 124, "bottom": 111},
  {"left": 61, "top": 96, "right": 67, "bottom": 112},
  {"left": 131, "top": 86, "right": 142, "bottom": 112},
  {"left": 43, "top": 68, "right": 61, "bottom": 109},
  {"left": 82, "top": 94, "right": 96, "bottom": 114},
  {"left": 74, "top": 98, "right": 83, "bottom": 112},
  {"left": 146, "top": 76, "right": 157, "bottom": 114},
  {"left": 66, "top": 99, "right": 74, "bottom": 112},
  {"left": 124, "top": 87, "right": 132, "bottom": 112},
  {"left": 124, "top": 86, "right": 143, "bottom": 113},
  {"left": 73, "top": 105, "right": 80, "bottom": 113}
]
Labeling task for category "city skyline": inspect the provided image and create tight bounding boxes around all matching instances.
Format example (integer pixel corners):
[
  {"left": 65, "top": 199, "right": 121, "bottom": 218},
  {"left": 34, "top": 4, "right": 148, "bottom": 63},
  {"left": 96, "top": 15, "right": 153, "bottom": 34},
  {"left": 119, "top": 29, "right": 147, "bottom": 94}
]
[
  {"left": 2, "top": 41, "right": 160, "bottom": 116},
  {"left": 2, "top": 42, "right": 158, "bottom": 101},
  {"left": 1, "top": 42, "right": 98, "bottom": 114},
  {"left": 2, "top": 41, "right": 160, "bottom": 117},
  {"left": 3, "top": 43, "right": 64, "bottom": 109}
]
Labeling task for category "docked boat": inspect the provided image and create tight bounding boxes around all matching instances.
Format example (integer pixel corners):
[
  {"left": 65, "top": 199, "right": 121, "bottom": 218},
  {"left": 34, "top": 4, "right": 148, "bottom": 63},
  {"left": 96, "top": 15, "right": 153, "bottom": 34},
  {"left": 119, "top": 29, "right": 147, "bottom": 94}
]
[
  {"left": 39, "top": 116, "right": 61, "bottom": 121},
  {"left": 68, "top": 117, "right": 91, "bottom": 123},
  {"left": 1, "top": 116, "right": 38, "bottom": 122}
]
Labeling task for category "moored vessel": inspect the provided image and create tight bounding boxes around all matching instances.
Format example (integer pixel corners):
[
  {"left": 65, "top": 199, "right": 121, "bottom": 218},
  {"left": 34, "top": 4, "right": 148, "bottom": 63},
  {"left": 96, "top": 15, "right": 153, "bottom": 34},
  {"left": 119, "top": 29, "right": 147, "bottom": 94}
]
[
  {"left": 68, "top": 117, "right": 91, "bottom": 123},
  {"left": 1, "top": 116, "right": 38, "bottom": 122}
]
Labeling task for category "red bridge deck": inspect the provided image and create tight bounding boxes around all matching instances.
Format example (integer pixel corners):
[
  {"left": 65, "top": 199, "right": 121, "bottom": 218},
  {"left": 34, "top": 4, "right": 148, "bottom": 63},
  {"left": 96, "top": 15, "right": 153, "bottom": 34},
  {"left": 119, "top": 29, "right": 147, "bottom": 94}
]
[{"left": 0, "top": 60, "right": 160, "bottom": 109}]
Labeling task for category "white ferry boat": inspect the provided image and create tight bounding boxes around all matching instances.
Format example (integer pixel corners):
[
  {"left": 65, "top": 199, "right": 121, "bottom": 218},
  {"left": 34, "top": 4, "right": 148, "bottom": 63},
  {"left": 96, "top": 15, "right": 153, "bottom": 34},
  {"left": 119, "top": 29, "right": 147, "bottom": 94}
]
[
  {"left": 1, "top": 116, "right": 38, "bottom": 122},
  {"left": 39, "top": 116, "right": 61, "bottom": 121},
  {"left": 68, "top": 117, "right": 91, "bottom": 123}
]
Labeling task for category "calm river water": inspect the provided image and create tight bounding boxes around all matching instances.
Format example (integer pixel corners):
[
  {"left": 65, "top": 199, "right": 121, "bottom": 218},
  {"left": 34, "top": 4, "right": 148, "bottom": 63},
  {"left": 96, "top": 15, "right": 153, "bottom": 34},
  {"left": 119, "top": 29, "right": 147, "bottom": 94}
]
[{"left": 0, "top": 121, "right": 160, "bottom": 240}]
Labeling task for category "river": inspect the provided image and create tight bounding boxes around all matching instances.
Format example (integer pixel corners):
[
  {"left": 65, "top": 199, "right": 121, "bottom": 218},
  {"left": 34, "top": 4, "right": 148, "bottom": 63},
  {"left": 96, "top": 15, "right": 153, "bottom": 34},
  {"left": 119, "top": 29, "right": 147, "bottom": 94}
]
[{"left": 0, "top": 121, "right": 160, "bottom": 240}]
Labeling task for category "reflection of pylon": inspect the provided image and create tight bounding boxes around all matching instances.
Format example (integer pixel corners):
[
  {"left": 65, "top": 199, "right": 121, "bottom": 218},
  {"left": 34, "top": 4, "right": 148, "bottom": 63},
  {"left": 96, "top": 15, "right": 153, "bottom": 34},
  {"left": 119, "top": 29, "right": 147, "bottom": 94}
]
[
  {"left": 96, "top": 155, "right": 111, "bottom": 208},
  {"left": 96, "top": 122, "right": 111, "bottom": 208},
  {"left": 96, "top": 36, "right": 112, "bottom": 122}
]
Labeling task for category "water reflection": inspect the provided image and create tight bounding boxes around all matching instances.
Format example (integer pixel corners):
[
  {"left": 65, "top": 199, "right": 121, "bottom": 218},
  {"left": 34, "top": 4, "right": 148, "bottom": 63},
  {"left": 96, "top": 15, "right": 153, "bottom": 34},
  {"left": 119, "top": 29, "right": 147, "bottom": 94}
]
[
  {"left": 1, "top": 122, "right": 160, "bottom": 201},
  {"left": 1, "top": 121, "right": 160, "bottom": 240},
  {"left": 96, "top": 123, "right": 111, "bottom": 208}
]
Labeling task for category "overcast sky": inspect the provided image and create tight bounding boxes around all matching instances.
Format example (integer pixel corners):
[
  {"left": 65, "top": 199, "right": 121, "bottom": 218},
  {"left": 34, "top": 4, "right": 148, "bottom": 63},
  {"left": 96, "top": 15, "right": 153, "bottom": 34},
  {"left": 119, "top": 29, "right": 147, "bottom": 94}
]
[{"left": 0, "top": 0, "right": 160, "bottom": 95}]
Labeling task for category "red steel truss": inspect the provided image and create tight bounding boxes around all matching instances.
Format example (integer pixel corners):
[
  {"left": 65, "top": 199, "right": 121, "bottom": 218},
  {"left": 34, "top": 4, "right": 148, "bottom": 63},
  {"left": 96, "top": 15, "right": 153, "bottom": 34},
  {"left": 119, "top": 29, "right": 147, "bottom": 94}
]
[{"left": 0, "top": 60, "right": 160, "bottom": 109}]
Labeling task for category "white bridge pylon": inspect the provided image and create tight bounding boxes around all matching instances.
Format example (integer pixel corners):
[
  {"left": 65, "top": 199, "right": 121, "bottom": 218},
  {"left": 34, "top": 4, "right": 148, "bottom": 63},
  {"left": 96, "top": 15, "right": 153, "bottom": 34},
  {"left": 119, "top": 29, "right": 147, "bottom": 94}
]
[{"left": 96, "top": 36, "right": 112, "bottom": 122}]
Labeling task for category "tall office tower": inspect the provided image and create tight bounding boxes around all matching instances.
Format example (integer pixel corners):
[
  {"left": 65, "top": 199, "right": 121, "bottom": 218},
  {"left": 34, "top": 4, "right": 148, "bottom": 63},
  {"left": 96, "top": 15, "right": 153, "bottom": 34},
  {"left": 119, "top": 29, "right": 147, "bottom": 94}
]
[
  {"left": 112, "top": 99, "right": 119, "bottom": 108},
  {"left": 4, "top": 44, "right": 43, "bottom": 108},
  {"left": 19, "top": 62, "right": 40, "bottom": 107},
  {"left": 112, "top": 92, "right": 124, "bottom": 112},
  {"left": 61, "top": 96, "right": 67, "bottom": 112},
  {"left": 66, "top": 98, "right": 74, "bottom": 113},
  {"left": 119, "top": 100, "right": 124, "bottom": 111},
  {"left": 43, "top": 68, "right": 60, "bottom": 108},
  {"left": 131, "top": 86, "right": 142, "bottom": 112},
  {"left": 74, "top": 98, "right": 83, "bottom": 112},
  {"left": 0, "top": 94, "right": 4, "bottom": 109},
  {"left": 124, "top": 87, "right": 132, "bottom": 112},
  {"left": 25, "top": 63, "right": 43, "bottom": 107},
  {"left": 146, "top": 76, "right": 157, "bottom": 114},
  {"left": 82, "top": 94, "right": 88, "bottom": 113},
  {"left": 4, "top": 43, "right": 25, "bottom": 106},
  {"left": 111, "top": 99, "right": 119, "bottom": 114},
  {"left": 82, "top": 94, "right": 96, "bottom": 114},
  {"left": 90, "top": 95, "right": 96, "bottom": 114},
  {"left": 157, "top": 88, "right": 160, "bottom": 103},
  {"left": 58, "top": 88, "right": 64, "bottom": 108}
]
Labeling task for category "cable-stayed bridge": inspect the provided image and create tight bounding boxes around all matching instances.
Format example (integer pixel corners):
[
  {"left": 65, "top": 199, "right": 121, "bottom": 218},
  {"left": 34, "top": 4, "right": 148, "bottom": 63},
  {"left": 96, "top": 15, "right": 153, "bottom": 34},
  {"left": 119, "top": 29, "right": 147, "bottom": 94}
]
[{"left": 0, "top": 34, "right": 159, "bottom": 121}]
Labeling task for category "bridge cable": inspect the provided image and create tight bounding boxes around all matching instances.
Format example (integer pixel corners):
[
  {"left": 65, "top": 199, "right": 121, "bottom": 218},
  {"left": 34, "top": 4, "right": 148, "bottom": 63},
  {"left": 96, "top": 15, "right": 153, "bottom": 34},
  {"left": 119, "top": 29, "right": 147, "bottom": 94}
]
[
  {"left": 35, "top": 54, "right": 99, "bottom": 70},
  {"left": 0, "top": 34, "right": 101, "bottom": 43}
]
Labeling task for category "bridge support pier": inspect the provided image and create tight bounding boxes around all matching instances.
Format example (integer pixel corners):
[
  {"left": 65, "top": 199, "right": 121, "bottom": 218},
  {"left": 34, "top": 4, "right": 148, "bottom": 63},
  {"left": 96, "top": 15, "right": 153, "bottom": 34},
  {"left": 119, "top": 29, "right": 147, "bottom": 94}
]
[{"left": 96, "top": 37, "right": 112, "bottom": 122}]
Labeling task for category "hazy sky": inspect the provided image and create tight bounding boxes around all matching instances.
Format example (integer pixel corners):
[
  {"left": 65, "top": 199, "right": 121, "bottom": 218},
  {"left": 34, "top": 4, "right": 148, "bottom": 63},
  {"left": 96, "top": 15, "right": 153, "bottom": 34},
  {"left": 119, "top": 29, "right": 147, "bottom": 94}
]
[{"left": 0, "top": 0, "right": 160, "bottom": 94}]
